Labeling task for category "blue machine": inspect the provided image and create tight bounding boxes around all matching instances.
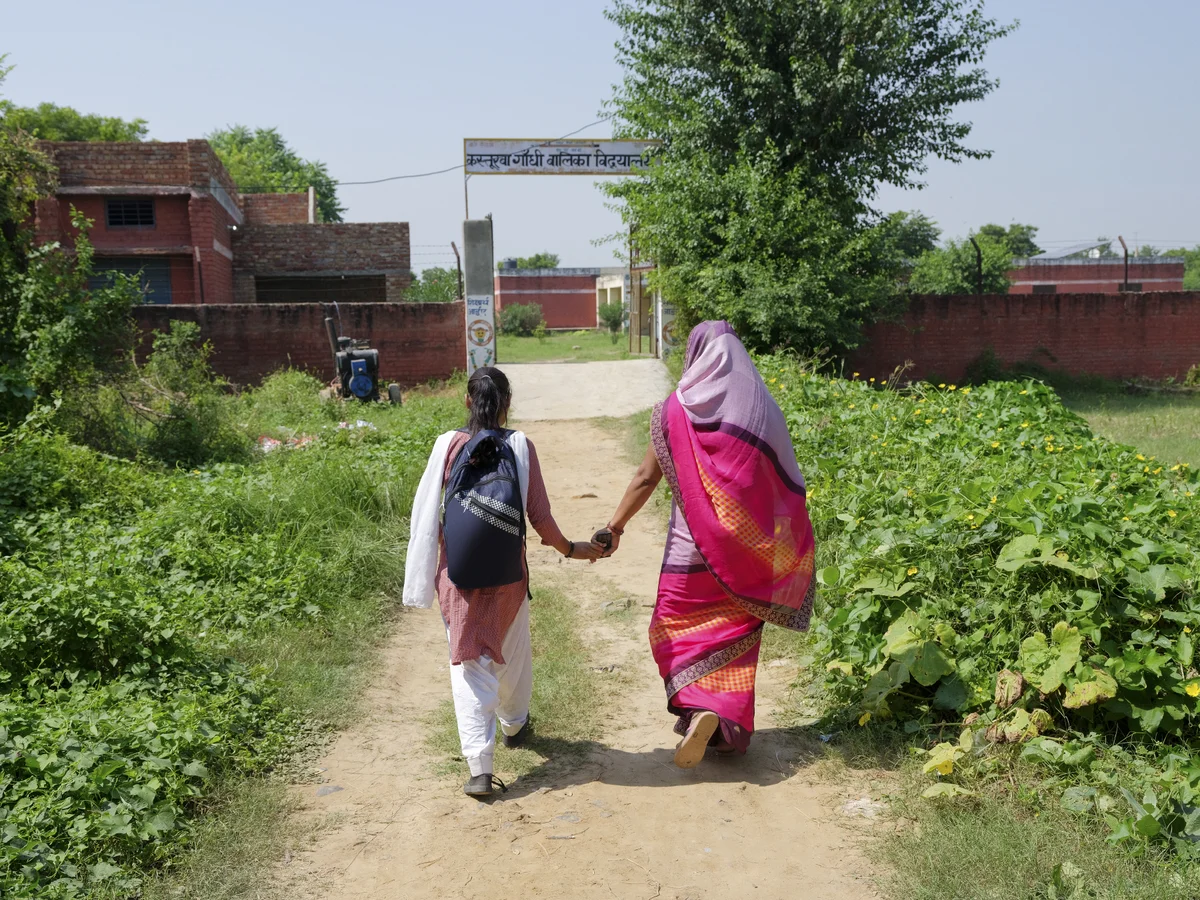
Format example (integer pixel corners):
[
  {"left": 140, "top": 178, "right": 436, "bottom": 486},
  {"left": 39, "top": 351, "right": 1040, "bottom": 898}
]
[{"left": 348, "top": 358, "right": 374, "bottom": 399}]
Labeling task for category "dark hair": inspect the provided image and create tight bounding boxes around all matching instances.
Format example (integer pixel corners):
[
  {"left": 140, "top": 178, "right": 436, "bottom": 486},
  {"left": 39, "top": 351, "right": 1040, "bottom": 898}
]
[{"left": 466, "top": 367, "right": 511, "bottom": 436}]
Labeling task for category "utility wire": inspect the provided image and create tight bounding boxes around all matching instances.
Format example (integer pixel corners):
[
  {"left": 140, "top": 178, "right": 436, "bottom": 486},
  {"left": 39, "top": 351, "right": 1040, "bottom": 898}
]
[{"left": 45, "top": 116, "right": 617, "bottom": 192}]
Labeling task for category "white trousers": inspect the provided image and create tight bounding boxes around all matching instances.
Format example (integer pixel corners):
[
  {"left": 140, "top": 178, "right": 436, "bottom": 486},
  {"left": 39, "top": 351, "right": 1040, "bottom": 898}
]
[{"left": 447, "top": 598, "right": 533, "bottom": 777}]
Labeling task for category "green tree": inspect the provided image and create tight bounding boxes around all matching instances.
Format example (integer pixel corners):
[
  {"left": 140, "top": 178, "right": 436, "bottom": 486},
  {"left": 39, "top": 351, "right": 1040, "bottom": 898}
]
[
  {"left": 598, "top": 299, "right": 625, "bottom": 343},
  {"left": 0, "top": 101, "right": 148, "bottom": 141},
  {"left": 498, "top": 252, "right": 560, "bottom": 270},
  {"left": 602, "top": 0, "right": 1013, "bottom": 352},
  {"left": 977, "top": 222, "right": 1040, "bottom": 257},
  {"left": 0, "top": 58, "right": 140, "bottom": 424},
  {"left": 207, "top": 125, "right": 344, "bottom": 223},
  {"left": 405, "top": 266, "right": 460, "bottom": 303},
  {"left": 1161, "top": 246, "right": 1200, "bottom": 290},
  {"left": 878, "top": 211, "right": 941, "bottom": 261},
  {"left": 908, "top": 234, "right": 1012, "bottom": 295}
]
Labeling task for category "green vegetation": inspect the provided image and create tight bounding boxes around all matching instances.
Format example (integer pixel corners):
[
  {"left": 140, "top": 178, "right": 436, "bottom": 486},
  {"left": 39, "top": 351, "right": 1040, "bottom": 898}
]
[
  {"left": 976, "top": 222, "right": 1042, "bottom": 258},
  {"left": 497, "top": 252, "right": 559, "bottom": 270},
  {"left": 427, "top": 584, "right": 601, "bottom": 778},
  {"left": 207, "top": 126, "right": 343, "bottom": 223},
  {"left": 603, "top": 0, "right": 1012, "bottom": 353},
  {"left": 0, "top": 56, "right": 148, "bottom": 142},
  {"left": 404, "top": 266, "right": 459, "bottom": 303},
  {"left": 497, "top": 301, "right": 545, "bottom": 337},
  {"left": 908, "top": 234, "right": 1014, "bottom": 294},
  {"left": 598, "top": 300, "right": 624, "bottom": 343},
  {"left": 497, "top": 329, "right": 643, "bottom": 364},
  {"left": 757, "top": 356, "right": 1200, "bottom": 861},
  {"left": 0, "top": 373, "right": 462, "bottom": 898},
  {"left": 1160, "top": 246, "right": 1200, "bottom": 291},
  {"left": 1061, "top": 388, "right": 1200, "bottom": 472}
]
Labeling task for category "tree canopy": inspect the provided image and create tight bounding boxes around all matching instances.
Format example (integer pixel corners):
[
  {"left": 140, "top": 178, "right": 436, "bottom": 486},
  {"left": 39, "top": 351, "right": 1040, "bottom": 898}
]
[
  {"left": 499, "top": 252, "right": 560, "bottom": 270},
  {"left": 878, "top": 211, "right": 942, "bottom": 261},
  {"left": 0, "top": 101, "right": 148, "bottom": 142},
  {"left": 977, "top": 222, "right": 1041, "bottom": 258},
  {"left": 603, "top": 0, "right": 1013, "bottom": 353},
  {"left": 405, "top": 267, "right": 460, "bottom": 303},
  {"left": 207, "top": 126, "right": 344, "bottom": 223},
  {"left": 908, "top": 234, "right": 1013, "bottom": 295},
  {"left": 1161, "top": 246, "right": 1200, "bottom": 290}
]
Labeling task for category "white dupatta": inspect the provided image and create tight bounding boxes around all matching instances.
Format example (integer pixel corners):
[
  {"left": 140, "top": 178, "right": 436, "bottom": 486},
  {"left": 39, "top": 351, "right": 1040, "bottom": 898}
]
[{"left": 402, "top": 430, "right": 530, "bottom": 608}]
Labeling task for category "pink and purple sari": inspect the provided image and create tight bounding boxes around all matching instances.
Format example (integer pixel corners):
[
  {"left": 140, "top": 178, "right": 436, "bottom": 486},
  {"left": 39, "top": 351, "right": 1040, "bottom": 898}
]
[{"left": 650, "top": 321, "right": 816, "bottom": 753}]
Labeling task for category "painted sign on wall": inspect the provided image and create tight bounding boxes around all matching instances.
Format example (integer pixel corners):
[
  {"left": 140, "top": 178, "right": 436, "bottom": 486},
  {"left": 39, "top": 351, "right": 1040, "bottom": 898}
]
[
  {"left": 465, "top": 294, "right": 496, "bottom": 373},
  {"left": 465, "top": 139, "right": 658, "bottom": 176}
]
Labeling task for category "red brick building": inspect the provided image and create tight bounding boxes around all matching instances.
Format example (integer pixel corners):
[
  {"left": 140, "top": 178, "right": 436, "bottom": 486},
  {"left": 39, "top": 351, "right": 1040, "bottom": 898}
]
[
  {"left": 33, "top": 140, "right": 411, "bottom": 304},
  {"left": 1008, "top": 256, "right": 1184, "bottom": 294},
  {"left": 494, "top": 266, "right": 628, "bottom": 330}
]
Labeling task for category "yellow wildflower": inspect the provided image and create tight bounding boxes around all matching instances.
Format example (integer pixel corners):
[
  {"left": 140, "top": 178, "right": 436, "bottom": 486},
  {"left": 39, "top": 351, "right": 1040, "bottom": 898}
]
[
  {"left": 853, "top": 372, "right": 860, "bottom": 377},
  {"left": 869, "top": 377, "right": 876, "bottom": 383},
  {"left": 849, "top": 404, "right": 856, "bottom": 409},
  {"left": 1186, "top": 626, "right": 1193, "bottom": 634},
  {"left": 882, "top": 442, "right": 888, "bottom": 447},
  {"left": 938, "top": 383, "right": 946, "bottom": 388},
  {"left": 907, "top": 567, "right": 919, "bottom": 576},
  {"left": 992, "top": 441, "right": 1000, "bottom": 448},
  {"left": 1188, "top": 683, "right": 1200, "bottom": 699},
  {"left": 967, "top": 514, "right": 975, "bottom": 521},
  {"left": 961, "top": 388, "right": 971, "bottom": 394},
  {"left": 1154, "top": 467, "right": 1163, "bottom": 475},
  {"left": 1020, "top": 389, "right": 1028, "bottom": 395},
  {"left": 1168, "top": 510, "right": 1178, "bottom": 518},
  {"left": 859, "top": 711, "right": 872, "bottom": 726},
  {"left": 1136, "top": 454, "right": 1146, "bottom": 461},
  {"left": 936, "top": 759, "right": 954, "bottom": 776},
  {"left": 1022, "top": 422, "right": 1030, "bottom": 428},
  {"left": 990, "top": 496, "right": 997, "bottom": 504},
  {"left": 948, "top": 384, "right": 957, "bottom": 391}
]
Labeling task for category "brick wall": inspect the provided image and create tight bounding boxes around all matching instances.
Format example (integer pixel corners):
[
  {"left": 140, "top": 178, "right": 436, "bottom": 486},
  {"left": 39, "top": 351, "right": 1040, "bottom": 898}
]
[
  {"left": 848, "top": 292, "right": 1200, "bottom": 382},
  {"left": 494, "top": 270, "right": 600, "bottom": 328},
  {"left": 243, "top": 193, "right": 309, "bottom": 225},
  {"left": 40, "top": 141, "right": 192, "bottom": 187},
  {"left": 232, "top": 223, "right": 412, "bottom": 299},
  {"left": 133, "top": 301, "right": 464, "bottom": 387},
  {"left": 1009, "top": 259, "right": 1185, "bottom": 294}
]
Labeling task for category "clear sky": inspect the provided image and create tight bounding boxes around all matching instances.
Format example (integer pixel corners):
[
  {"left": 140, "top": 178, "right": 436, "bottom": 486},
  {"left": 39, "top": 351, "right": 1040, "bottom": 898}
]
[{"left": 5, "top": 0, "right": 1198, "bottom": 270}]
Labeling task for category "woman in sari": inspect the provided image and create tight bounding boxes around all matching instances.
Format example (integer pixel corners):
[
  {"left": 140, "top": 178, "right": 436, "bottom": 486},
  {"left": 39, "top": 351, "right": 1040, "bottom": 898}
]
[{"left": 598, "top": 321, "right": 816, "bottom": 768}]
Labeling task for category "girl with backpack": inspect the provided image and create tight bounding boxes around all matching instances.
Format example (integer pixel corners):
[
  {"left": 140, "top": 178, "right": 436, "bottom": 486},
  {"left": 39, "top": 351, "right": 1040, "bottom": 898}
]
[{"left": 403, "top": 366, "right": 603, "bottom": 797}]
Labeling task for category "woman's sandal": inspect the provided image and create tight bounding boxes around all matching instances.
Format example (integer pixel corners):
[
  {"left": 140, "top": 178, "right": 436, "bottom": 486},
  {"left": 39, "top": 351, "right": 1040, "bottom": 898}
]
[{"left": 674, "top": 710, "right": 720, "bottom": 769}]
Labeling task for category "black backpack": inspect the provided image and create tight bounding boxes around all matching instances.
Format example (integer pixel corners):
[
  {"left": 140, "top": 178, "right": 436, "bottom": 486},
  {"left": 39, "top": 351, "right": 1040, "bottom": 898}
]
[{"left": 442, "top": 429, "right": 526, "bottom": 589}]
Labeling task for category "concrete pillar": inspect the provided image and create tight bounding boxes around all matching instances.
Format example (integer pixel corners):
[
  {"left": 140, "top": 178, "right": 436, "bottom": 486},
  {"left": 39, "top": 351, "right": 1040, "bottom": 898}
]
[{"left": 463, "top": 218, "right": 496, "bottom": 372}]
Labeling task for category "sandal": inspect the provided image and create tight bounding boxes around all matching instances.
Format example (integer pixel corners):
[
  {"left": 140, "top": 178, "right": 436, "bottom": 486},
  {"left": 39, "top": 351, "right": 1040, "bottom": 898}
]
[{"left": 674, "top": 710, "right": 720, "bottom": 769}]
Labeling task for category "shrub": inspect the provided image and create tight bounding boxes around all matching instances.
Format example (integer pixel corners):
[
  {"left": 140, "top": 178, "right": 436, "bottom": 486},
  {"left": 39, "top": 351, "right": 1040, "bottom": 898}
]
[
  {"left": 0, "top": 381, "right": 463, "bottom": 897},
  {"left": 56, "top": 321, "right": 251, "bottom": 467},
  {"left": 757, "top": 356, "right": 1200, "bottom": 850},
  {"left": 598, "top": 300, "right": 624, "bottom": 344},
  {"left": 1185, "top": 364, "right": 1200, "bottom": 388},
  {"left": 498, "top": 302, "right": 545, "bottom": 337}
]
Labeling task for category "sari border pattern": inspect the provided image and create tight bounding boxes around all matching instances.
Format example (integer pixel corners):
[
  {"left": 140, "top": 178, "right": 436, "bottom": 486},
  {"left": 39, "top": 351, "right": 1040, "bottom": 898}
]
[{"left": 663, "top": 628, "right": 762, "bottom": 699}]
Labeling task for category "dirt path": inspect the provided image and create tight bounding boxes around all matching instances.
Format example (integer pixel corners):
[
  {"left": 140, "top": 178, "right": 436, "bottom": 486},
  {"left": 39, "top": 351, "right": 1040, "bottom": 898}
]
[{"left": 273, "top": 365, "right": 881, "bottom": 899}]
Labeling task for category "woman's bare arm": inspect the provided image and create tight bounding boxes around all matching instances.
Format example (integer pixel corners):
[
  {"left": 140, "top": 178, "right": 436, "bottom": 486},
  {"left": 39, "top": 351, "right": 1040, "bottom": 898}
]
[{"left": 600, "top": 444, "right": 663, "bottom": 556}]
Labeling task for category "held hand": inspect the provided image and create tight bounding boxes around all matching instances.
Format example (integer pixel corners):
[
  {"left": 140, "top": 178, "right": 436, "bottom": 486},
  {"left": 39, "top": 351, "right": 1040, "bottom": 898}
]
[
  {"left": 568, "top": 540, "right": 606, "bottom": 561},
  {"left": 592, "top": 528, "right": 620, "bottom": 558}
]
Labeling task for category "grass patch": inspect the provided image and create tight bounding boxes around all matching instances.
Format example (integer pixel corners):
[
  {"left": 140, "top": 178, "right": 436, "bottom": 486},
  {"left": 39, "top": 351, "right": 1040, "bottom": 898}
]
[
  {"left": 1060, "top": 386, "right": 1200, "bottom": 469},
  {"left": 426, "top": 584, "right": 601, "bottom": 779},
  {"left": 126, "top": 781, "right": 302, "bottom": 900},
  {"left": 878, "top": 762, "right": 1200, "bottom": 900},
  {"left": 497, "top": 329, "right": 647, "bottom": 364}
]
